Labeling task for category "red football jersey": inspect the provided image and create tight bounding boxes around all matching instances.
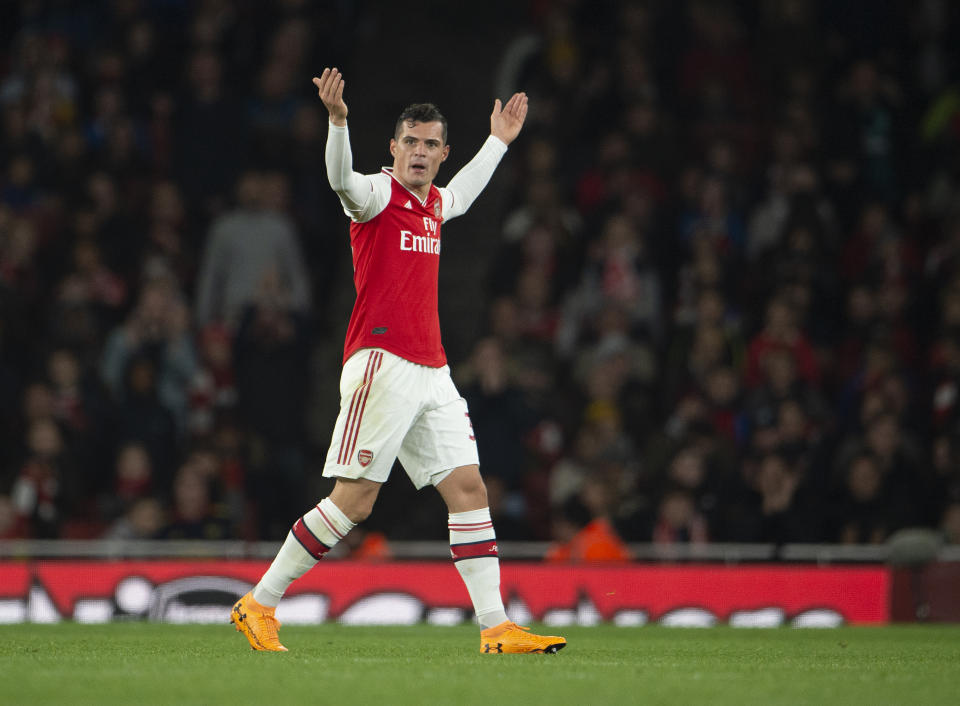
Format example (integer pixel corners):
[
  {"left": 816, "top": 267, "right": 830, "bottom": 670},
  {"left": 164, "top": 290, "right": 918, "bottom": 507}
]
[{"left": 343, "top": 169, "right": 447, "bottom": 367}]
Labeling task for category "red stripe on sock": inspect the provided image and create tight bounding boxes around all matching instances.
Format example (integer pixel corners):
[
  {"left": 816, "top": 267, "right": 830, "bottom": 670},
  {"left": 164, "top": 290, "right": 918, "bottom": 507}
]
[
  {"left": 451, "top": 539, "right": 498, "bottom": 561},
  {"left": 316, "top": 506, "right": 344, "bottom": 540},
  {"left": 291, "top": 517, "right": 330, "bottom": 560},
  {"left": 449, "top": 523, "right": 493, "bottom": 531}
]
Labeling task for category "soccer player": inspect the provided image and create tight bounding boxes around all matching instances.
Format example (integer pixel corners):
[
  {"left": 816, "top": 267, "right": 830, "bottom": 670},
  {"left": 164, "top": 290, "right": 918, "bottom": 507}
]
[{"left": 231, "top": 68, "right": 566, "bottom": 655}]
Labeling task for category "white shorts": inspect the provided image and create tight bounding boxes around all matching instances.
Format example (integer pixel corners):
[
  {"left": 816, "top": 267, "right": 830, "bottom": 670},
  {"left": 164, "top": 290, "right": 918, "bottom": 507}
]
[{"left": 322, "top": 348, "right": 479, "bottom": 489}]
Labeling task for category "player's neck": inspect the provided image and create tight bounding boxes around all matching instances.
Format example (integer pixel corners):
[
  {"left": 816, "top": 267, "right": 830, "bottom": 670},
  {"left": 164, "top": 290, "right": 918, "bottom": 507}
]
[
  {"left": 390, "top": 171, "right": 431, "bottom": 202},
  {"left": 402, "top": 181, "right": 431, "bottom": 202}
]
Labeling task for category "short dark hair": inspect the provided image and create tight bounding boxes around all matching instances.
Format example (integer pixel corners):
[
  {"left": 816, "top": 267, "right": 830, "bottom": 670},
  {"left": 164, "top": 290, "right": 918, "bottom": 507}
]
[{"left": 394, "top": 103, "right": 447, "bottom": 143}]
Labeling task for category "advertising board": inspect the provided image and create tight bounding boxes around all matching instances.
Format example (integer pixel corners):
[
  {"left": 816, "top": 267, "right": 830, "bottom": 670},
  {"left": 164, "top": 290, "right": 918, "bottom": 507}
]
[{"left": 0, "top": 561, "right": 890, "bottom": 626}]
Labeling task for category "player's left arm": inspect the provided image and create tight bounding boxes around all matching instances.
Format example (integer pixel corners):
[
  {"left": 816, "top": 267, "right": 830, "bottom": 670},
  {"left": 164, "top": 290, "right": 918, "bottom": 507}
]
[{"left": 441, "top": 92, "right": 528, "bottom": 222}]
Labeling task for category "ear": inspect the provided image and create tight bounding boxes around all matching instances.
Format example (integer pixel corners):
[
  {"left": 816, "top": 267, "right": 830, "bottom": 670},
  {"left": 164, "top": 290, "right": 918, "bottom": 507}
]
[
  {"left": 390, "top": 138, "right": 397, "bottom": 157},
  {"left": 440, "top": 145, "right": 450, "bottom": 162}
]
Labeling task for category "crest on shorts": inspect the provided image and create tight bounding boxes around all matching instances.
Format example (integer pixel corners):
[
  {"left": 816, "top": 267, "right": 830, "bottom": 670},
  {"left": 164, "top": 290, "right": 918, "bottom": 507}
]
[
  {"left": 434, "top": 202, "right": 441, "bottom": 218},
  {"left": 357, "top": 449, "right": 373, "bottom": 466}
]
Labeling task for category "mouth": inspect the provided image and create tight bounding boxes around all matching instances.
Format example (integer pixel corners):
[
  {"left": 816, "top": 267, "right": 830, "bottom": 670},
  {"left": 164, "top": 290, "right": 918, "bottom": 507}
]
[{"left": 410, "top": 164, "right": 427, "bottom": 175}]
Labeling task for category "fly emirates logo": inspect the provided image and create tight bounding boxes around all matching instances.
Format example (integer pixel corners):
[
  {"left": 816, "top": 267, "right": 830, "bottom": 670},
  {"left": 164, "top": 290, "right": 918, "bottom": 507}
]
[{"left": 400, "top": 217, "right": 441, "bottom": 255}]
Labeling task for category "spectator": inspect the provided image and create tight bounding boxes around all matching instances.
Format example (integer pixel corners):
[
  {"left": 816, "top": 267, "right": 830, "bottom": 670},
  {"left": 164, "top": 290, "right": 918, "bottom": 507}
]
[
  {"left": 679, "top": 175, "right": 747, "bottom": 255},
  {"left": 233, "top": 269, "right": 310, "bottom": 537},
  {"left": 102, "top": 441, "right": 154, "bottom": 522},
  {"left": 827, "top": 61, "right": 902, "bottom": 207},
  {"left": 157, "top": 463, "right": 231, "bottom": 540},
  {"left": 652, "top": 488, "right": 709, "bottom": 545},
  {"left": 942, "top": 502, "right": 960, "bottom": 545},
  {"left": 745, "top": 296, "right": 820, "bottom": 388},
  {"left": 194, "top": 170, "right": 310, "bottom": 330},
  {"left": 0, "top": 493, "right": 27, "bottom": 539},
  {"left": 109, "top": 354, "right": 178, "bottom": 490},
  {"left": 559, "top": 213, "right": 663, "bottom": 351},
  {"left": 663, "top": 323, "right": 731, "bottom": 410},
  {"left": 546, "top": 483, "right": 633, "bottom": 562},
  {"left": 44, "top": 347, "right": 113, "bottom": 490},
  {"left": 459, "top": 337, "right": 537, "bottom": 493},
  {"left": 10, "top": 418, "right": 71, "bottom": 538},
  {"left": 743, "top": 347, "right": 829, "bottom": 450},
  {"left": 173, "top": 49, "right": 246, "bottom": 215},
  {"left": 751, "top": 452, "right": 819, "bottom": 544},
  {"left": 83, "top": 171, "right": 141, "bottom": 288},
  {"left": 187, "top": 323, "right": 237, "bottom": 439},
  {"left": 54, "top": 239, "right": 127, "bottom": 349},
  {"left": 549, "top": 423, "right": 605, "bottom": 510},
  {"left": 862, "top": 411, "right": 930, "bottom": 528},
  {"left": 834, "top": 453, "right": 891, "bottom": 545},
  {"left": 142, "top": 180, "right": 195, "bottom": 290},
  {"left": 101, "top": 277, "right": 197, "bottom": 435},
  {"left": 501, "top": 177, "right": 581, "bottom": 245},
  {"left": 930, "top": 434, "right": 960, "bottom": 518},
  {"left": 702, "top": 365, "right": 745, "bottom": 443},
  {"left": 102, "top": 496, "right": 164, "bottom": 541},
  {"left": 658, "top": 445, "right": 719, "bottom": 532}
]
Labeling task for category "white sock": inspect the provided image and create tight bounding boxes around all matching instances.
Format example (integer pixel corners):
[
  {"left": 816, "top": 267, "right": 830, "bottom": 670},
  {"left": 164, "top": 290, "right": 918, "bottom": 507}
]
[
  {"left": 253, "top": 497, "right": 355, "bottom": 607},
  {"left": 449, "top": 507, "right": 508, "bottom": 628}
]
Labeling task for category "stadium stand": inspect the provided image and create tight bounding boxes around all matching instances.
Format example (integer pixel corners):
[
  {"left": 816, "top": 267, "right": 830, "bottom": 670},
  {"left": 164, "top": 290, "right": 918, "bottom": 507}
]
[{"left": 1, "top": 0, "right": 959, "bottom": 557}]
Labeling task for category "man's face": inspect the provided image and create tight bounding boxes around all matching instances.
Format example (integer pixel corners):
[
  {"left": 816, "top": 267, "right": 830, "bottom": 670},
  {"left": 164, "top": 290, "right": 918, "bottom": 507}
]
[{"left": 390, "top": 120, "right": 449, "bottom": 194}]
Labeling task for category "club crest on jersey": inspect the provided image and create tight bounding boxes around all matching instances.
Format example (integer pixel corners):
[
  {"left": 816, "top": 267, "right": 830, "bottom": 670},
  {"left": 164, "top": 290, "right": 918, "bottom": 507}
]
[
  {"left": 357, "top": 449, "right": 373, "bottom": 466},
  {"left": 434, "top": 202, "right": 441, "bottom": 218}
]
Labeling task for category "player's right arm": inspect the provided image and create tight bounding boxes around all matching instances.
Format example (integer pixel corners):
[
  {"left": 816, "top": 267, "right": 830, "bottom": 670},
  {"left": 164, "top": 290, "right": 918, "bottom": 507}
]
[{"left": 313, "top": 68, "right": 388, "bottom": 222}]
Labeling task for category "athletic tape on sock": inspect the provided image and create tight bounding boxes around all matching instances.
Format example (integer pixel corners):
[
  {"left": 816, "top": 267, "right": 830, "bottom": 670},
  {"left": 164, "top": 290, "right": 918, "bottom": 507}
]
[
  {"left": 449, "top": 507, "right": 505, "bottom": 618},
  {"left": 253, "top": 498, "right": 356, "bottom": 606}
]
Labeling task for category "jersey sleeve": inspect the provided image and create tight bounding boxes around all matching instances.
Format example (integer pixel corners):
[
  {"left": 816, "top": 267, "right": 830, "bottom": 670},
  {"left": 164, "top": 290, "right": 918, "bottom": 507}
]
[
  {"left": 326, "top": 121, "right": 391, "bottom": 223},
  {"left": 439, "top": 135, "right": 508, "bottom": 222}
]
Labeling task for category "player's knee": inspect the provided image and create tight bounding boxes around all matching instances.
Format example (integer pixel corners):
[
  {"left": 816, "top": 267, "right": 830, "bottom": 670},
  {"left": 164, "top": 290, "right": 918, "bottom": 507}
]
[
  {"left": 347, "top": 502, "right": 374, "bottom": 523},
  {"left": 465, "top": 475, "right": 488, "bottom": 507},
  {"left": 341, "top": 492, "right": 377, "bottom": 523},
  {"left": 330, "top": 479, "right": 380, "bottom": 523},
  {"left": 439, "top": 465, "right": 488, "bottom": 511}
]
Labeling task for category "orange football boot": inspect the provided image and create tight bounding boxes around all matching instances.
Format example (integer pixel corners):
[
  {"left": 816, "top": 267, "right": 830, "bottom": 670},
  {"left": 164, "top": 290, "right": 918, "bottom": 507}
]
[
  {"left": 480, "top": 621, "right": 566, "bottom": 654},
  {"left": 230, "top": 592, "right": 287, "bottom": 652}
]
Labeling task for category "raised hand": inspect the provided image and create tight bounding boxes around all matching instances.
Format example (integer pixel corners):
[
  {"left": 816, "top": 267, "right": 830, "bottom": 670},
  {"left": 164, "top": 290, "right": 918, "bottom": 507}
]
[
  {"left": 490, "top": 92, "right": 528, "bottom": 146},
  {"left": 312, "top": 68, "right": 348, "bottom": 126}
]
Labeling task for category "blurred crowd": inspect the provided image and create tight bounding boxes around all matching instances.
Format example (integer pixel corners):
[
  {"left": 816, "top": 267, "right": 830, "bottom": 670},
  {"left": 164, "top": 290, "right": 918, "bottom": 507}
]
[
  {"left": 457, "top": 0, "right": 960, "bottom": 556},
  {"left": 0, "top": 0, "right": 350, "bottom": 542},
  {"left": 2, "top": 1, "right": 960, "bottom": 555}
]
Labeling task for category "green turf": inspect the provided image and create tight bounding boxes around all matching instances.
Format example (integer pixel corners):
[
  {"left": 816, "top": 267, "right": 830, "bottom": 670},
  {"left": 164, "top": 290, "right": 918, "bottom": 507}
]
[{"left": 2, "top": 623, "right": 959, "bottom": 705}]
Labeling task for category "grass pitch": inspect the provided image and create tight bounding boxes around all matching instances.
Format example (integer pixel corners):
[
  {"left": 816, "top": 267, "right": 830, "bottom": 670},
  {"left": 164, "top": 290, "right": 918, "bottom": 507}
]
[{"left": 3, "top": 623, "right": 959, "bottom": 705}]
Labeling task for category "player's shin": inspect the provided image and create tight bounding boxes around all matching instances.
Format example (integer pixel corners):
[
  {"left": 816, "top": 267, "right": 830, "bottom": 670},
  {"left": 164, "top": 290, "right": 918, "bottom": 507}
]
[
  {"left": 253, "top": 497, "right": 356, "bottom": 606},
  {"left": 449, "top": 507, "right": 509, "bottom": 628}
]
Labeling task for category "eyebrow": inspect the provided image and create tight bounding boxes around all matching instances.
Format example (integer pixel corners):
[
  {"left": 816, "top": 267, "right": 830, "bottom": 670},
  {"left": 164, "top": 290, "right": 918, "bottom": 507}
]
[{"left": 403, "top": 136, "right": 442, "bottom": 146}]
